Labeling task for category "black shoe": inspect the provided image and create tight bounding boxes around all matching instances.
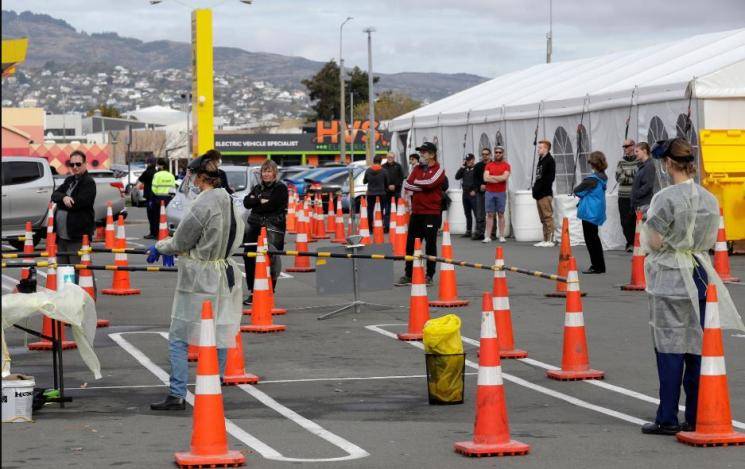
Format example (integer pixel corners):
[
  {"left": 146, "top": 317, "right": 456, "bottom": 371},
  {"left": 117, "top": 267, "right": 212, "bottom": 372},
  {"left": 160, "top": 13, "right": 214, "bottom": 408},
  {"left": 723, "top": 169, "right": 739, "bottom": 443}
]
[
  {"left": 641, "top": 422, "right": 681, "bottom": 435},
  {"left": 680, "top": 422, "right": 694, "bottom": 432},
  {"left": 425, "top": 276, "right": 433, "bottom": 286},
  {"left": 625, "top": 244, "right": 633, "bottom": 253},
  {"left": 461, "top": 232, "right": 472, "bottom": 238},
  {"left": 582, "top": 267, "right": 605, "bottom": 274},
  {"left": 150, "top": 394, "right": 186, "bottom": 411},
  {"left": 143, "top": 234, "right": 156, "bottom": 240},
  {"left": 394, "top": 276, "right": 411, "bottom": 286}
]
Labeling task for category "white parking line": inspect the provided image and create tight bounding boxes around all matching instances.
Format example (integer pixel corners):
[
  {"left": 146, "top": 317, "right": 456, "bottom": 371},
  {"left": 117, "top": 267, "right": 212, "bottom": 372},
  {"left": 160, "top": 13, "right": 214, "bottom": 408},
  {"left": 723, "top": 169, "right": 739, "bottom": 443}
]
[
  {"left": 110, "top": 331, "right": 369, "bottom": 463},
  {"left": 367, "top": 324, "right": 649, "bottom": 426}
]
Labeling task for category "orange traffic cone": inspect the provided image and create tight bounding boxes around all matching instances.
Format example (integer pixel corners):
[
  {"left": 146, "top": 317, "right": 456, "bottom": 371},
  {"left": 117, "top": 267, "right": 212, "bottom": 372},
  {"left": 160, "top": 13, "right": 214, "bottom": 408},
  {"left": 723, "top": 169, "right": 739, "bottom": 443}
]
[
  {"left": 104, "top": 201, "right": 115, "bottom": 249},
  {"left": 398, "top": 238, "right": 430, "bottom": 341},
  {"left": 332, "top": 196, "right": 346, "bottom": 243},
  {"left": 302, "top": 197, "right": 315, "bottom": 244},
  {"left": 430, "top": 220, "right": 468, "bottom": 307},
  {"left": 260, "top": 228, "right": 286, "bottom": 316},
  {"left": 326, "top": 194, "right": 336, "bottom": 234},
  {"left": 241, "top": 232, "right": 286, "bottom": 333},
  {"left": 28, "top": 236, "right": 77, "bottom": 351},
  {"left": 158, "top": 201, "right": 168, "bottom": 240},
  {"left": 188, "top": 344, "right": 199, "bottom": 362},
  {"left": 80, "top": 234, "right": 109, "bottom": 328},
  {"left": 286, "top": 189, "right": 297, "bottom": 234},
  {"left": 286, "top": 205, "right": 315, "bottom": 273},
  {"left": 546, "top": 217, "right": 585, "bottom": 297},
  {"left": 222, "top": 332, "right": 259, "bottom": 385},
  {"left": 621, "top": 211, "right": 646, "bottom": 291},
  {"left": 23, "top": 221, "right": 34, "bottom": 254},
  {"left": 174, "top": 301, "right": 246, "bottom": 468},
  {"left": 388, "top": 197, "right": 398, "bottom": 249},
  {"left": 547, "top": 257, "right": 604, "bottom": 380},
  {"left": 394, "top": 198, "right": 407, "bottom": 257},
  {"left": 492, "top": 247, "right": 527, "bottom": 359},
  {"left": 94, "top": 225, "right": 105, "bottom": 242},
  {"left": 713, "top": 209, "right": 739, "bottom": 283},
  {"left": 313, "top": 194, "right": 328, "bottom": 240},
  {"left": 101, "top": 215, "right": 141, "bottom": 295},
  {"left": 677, "top": 285, "right": 745, "bottom": 447},
  {"left": 372, "top": 197, "right": 385, "bottom": 244},
  {"left": 358, "top": 196, "right": 371, "bottom": 245},
  {"left": 454, "top": 292, "right": 530, "bottom": 457},
  {"left": 45, "top": 202, "right": 55, "bottom": 244}
]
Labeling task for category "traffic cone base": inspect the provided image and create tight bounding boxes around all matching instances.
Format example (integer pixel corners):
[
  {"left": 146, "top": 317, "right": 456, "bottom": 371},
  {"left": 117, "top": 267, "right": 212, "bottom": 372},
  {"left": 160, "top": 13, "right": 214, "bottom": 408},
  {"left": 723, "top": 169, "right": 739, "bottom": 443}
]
[
  {"left": 546, "top": 291, "right": 587, "bottom": 298},
  {"left": 101, "top": 286, "right": 141, "bottom": 296},
  {"left": 429, "top": 299, "right": 470, "bottom": 307},
  {"left": 546, "top": 368, "right": 605, "bottom": 381},
  {"left": 28, "top": 339, "right": 77, "bottom": 351},
  {"left": 222, "top": 372, "right": 260, "bottom": 386},
  {"left": 454, "top": 439, "right": 530, "bottom": 457},
  {"left": 241, "top": 324, "right": 287, "bottom": 333},
  {"left": 174, "top": 449, "right": 245, "bottom": 468},
  {"left": 677, "top": 430, "right": 745, "bottom": 447},
  {"left": 96, "top": 319, "right": 110, "bottom": 328},
  {"left": 286, "top": 266, "right": 315, "bottom": 272},
  {"left": 243, "top": 307, "right": 287, "bottom": 316},
  {"left": 620, "top": 284, "right": 645, "bottom": 291},
  {"left": 500, "top": 349, "right": 528, "bottom": 359},
  {"left": 396, "top": 332, "right": 424, "bottom": 341}
]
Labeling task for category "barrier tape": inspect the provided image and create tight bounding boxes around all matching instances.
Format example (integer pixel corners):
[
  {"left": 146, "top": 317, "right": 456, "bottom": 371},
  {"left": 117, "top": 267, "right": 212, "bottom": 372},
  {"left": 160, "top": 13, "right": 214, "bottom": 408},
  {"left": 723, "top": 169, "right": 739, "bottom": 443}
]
[{"left": 3, "top": 248, "right": 567, "bottom": 283}]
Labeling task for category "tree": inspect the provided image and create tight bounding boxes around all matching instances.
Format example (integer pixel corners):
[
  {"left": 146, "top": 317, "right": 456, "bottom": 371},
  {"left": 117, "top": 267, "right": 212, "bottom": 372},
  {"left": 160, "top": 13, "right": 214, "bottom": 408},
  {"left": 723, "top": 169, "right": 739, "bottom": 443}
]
[
  {"left": 301, "top": 60, "right": 379, "bottom": 121},
  {"left": 353, "top": 90, "right": 421, "bottom": 121},
  {"left": 87, "top": 103, "right": 121, "bottom": 118}
]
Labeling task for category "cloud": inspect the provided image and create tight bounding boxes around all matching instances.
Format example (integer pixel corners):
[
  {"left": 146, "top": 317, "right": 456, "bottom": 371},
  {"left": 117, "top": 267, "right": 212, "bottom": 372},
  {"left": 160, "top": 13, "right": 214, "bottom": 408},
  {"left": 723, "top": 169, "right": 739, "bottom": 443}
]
[{"left": 3, "top": 0, "right": 743, "bottom": 77}]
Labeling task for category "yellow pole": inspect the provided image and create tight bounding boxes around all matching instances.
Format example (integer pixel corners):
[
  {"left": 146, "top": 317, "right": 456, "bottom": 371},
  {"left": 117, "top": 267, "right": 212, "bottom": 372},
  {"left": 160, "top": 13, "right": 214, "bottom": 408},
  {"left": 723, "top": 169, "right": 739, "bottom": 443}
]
[{"left": 191, "top": 9, "right": 215, "bottom": 157}]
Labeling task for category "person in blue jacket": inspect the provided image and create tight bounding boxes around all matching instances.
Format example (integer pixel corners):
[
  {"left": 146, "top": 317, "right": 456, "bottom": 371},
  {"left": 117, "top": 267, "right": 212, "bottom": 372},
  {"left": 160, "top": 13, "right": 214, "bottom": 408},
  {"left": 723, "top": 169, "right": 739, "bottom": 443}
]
[{"left": 573, "top": 151, "right": 608, "bottom": 274}]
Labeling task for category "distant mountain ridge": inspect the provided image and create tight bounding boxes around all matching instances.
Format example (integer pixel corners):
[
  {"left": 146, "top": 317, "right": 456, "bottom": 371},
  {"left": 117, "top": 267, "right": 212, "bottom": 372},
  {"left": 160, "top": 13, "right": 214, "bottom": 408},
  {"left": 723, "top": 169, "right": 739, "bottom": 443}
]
[{"left": 2, "top": 9, "right": 487, "bottom": 102}]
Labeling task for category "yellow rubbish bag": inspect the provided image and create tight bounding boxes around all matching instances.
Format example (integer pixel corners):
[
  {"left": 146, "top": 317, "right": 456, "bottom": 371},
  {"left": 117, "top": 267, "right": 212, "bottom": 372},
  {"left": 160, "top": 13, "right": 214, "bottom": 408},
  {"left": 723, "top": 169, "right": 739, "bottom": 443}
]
[
  {"left": 423, "top": 314, "right": 463, "bottom": 354},
  {"left": 423, "top": 314, "right": 465, "bottom": 404}
]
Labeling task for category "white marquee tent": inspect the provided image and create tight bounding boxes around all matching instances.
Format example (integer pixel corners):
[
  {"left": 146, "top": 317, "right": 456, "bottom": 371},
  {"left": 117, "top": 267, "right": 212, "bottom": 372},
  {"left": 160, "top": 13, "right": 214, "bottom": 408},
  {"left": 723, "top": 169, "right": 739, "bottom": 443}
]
[{"left": 388, "top": 28, "right": 745, "bottom": 248}]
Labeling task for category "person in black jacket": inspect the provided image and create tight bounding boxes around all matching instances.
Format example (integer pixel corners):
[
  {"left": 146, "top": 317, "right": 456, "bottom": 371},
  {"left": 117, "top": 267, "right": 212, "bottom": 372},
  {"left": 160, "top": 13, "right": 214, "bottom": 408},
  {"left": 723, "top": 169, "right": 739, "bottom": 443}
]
[
  {"left": 52, "top": 151, "right": 97, "bottom": 269},
  {"left": 532, "top": 140, "right": 556, "bottom": 247},
  {"left": 363, "top": 154, "right": 390, "bottom": 227},
  {"left": 139, "top": 157, "right": 158, "bottom": 239},
  {"left": 383, "top": 152, "right": 405, "bottom": 232},
  {"left": 455, "top": 153, "right": 477, "bottom": 237},
  {"left": 242, "top": 159, "right": 288, "bottom": 303},
  {"left": 471, "top": 148, "right": 491, "bottom": 240},
  {"left": 630, "top": 142, "right": 656, "bottom": 214}
]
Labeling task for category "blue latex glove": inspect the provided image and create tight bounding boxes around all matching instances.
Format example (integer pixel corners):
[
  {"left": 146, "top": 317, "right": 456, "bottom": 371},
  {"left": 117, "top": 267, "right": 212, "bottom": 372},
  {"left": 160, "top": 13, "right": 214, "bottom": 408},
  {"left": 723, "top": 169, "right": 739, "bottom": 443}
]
[
  {"left": 145, "top": 245, "right": 160, "bottom": 264},
  {"left": 162, "top": 254, "right": 175, "bottom": 267}
]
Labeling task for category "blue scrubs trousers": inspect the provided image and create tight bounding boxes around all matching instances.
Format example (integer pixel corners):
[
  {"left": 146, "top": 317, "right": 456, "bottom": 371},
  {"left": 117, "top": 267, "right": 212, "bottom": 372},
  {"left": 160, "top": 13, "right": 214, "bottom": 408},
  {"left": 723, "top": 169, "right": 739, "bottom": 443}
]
[{"left": 653, "top": 261, "right": 708, "bottom": 427}]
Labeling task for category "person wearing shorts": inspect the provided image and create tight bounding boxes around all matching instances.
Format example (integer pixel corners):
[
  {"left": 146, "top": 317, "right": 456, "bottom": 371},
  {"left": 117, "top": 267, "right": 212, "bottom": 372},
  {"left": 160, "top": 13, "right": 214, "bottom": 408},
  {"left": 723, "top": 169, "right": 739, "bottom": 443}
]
[{"left": 482, "top": 146, "right": 510, "bottom": 243}]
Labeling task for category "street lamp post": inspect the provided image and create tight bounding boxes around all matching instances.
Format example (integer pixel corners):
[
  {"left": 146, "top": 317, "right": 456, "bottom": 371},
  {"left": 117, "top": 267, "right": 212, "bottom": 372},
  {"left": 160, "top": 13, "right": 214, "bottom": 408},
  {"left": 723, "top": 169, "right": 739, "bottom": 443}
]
[
  {"left": 339, "top": 16, "right": 353, "bottom": 165},
  {"left": 546, "top": 0, "right": 553, "bottom": 63},
  {"left": 364, "top": 27, "right": 376, "bottom": 165}
]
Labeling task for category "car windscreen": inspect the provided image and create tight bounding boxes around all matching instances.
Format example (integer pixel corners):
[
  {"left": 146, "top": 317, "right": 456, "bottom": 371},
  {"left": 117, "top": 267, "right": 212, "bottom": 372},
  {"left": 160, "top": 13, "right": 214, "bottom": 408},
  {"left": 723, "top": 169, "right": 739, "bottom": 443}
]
[{"left": 225, "top": 170, "right": 248, "bottom": 192}]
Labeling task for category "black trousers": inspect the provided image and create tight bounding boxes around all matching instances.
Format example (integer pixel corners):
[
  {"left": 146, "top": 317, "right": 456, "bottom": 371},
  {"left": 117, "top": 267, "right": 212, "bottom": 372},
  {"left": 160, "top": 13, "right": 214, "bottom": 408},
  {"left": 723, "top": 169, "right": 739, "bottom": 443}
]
[
  {"left": 618, "top": 196, "right": 636, "bottom": 247},
  {"left": 404, "top": 213, "right": 441, "bottom": 279},
  {"left": 473, "top": 191, "right": 486, "bottom": 238},
  {"left": 462, "top": 192, "right": 477, "bottom": 233},
  {"left": 243, "top": 223, "right": 285, "bottom": 293},
  {"left": 366, "top": 195, "right": 390, "bottom": 232},
  {"left": 582, "top": 220, "right": 605, "bottom": 272}
]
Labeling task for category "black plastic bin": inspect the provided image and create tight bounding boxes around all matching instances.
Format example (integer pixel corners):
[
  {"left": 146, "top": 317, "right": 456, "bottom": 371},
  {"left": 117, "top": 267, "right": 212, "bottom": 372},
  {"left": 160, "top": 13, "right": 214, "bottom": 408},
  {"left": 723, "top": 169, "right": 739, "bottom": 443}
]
[{"left": 424, "top": 353, "right": 466, "bottom": 405}]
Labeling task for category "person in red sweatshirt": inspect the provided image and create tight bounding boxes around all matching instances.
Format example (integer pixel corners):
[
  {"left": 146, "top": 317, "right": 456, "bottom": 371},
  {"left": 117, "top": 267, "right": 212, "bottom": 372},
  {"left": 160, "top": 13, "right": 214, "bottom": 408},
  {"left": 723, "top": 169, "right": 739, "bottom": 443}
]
[{"left": 396, "top": 141, "right": 446, "bottom": 286}]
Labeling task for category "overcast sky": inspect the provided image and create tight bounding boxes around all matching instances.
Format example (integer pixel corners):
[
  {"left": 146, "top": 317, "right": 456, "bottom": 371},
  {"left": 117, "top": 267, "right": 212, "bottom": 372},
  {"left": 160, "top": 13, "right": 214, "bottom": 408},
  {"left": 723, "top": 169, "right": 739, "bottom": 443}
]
[{"left": 4, "top": 0, "right": 744, "bottom": 77}]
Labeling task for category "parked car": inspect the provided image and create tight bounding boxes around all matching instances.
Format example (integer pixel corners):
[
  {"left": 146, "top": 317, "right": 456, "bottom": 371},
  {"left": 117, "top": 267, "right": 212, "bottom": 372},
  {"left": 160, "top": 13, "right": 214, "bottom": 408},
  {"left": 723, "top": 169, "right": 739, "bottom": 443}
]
[
  {"left": 285, "top": 167, "right": 348, "bottom": 196},
  {"left": 166, "top": 165, "right": 260, "bottom": 232},
  {"left": 307, "top": 166, "right": 364, "bottom": 206},
  {"left": 279, "top": 165, "right": 314, "bottom": 181},
  {"left": 2, "top": 156, "right": 126, "bottom": 250},
  {"left": 341, "top": 164, "right": 370, "bottom": 213}
]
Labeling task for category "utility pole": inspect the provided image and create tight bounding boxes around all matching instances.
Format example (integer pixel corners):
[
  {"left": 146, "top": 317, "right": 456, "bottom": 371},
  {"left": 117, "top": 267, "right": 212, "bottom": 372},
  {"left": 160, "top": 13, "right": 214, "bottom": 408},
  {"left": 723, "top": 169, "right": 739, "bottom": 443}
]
[
  {"left": 339, "top": 17, "right": 353, "bottom": 165},
  {"left": 364, "top": 27, "right": 376, "bottom": 165},
  {"left": 349, "top": 89, "right": 354, "bottom": 160},
  {"left": 546, "top": 0, "right": 553, "bottom": 63}
]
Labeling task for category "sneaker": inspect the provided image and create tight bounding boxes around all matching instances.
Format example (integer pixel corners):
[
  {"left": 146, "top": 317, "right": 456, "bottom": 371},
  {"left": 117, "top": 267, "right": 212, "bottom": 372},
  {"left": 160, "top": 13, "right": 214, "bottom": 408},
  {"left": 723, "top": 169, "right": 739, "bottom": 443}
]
[
  {"left": 482, "top": 237, "right": 492, "bottom": 243},
  {"left": 425, "top": 276, "right": 433, "bottom": 286},
  {"left": 394, "top": 276, "right": 411, "bottom": 286},
  {"left": 544, "top": 241, "right": 556, "bottom": 247},
  {"left": 533, "top": 241, "right": 547, "bottom": 247},
  {"left": 460, "top": 232, "right": 472, "bottom": 238},
  {"left": 498, "top": 236, "right": 506, "bottom": 243}
]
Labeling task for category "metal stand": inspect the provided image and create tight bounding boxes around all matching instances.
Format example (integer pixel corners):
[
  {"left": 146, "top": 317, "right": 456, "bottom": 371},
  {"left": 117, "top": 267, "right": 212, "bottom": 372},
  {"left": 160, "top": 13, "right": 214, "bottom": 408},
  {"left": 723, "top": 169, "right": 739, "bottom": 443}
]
[{"left": 317, "top": 235, "right": 391, "bottom": 320}]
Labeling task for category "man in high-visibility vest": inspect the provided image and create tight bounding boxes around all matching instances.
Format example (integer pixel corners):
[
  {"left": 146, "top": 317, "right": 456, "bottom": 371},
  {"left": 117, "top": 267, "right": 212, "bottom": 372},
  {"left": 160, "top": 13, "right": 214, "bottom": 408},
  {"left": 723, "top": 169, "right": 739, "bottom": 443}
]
[{"left": 146, "top": 158, "right": 176, "bottom": 239}]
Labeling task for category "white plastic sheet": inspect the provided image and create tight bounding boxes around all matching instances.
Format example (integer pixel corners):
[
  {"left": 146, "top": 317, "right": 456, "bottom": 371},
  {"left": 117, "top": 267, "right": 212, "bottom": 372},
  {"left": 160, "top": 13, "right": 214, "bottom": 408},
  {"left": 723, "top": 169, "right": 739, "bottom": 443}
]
[{"left": 2, "top": 285, "right": 101, "bottom": 379}]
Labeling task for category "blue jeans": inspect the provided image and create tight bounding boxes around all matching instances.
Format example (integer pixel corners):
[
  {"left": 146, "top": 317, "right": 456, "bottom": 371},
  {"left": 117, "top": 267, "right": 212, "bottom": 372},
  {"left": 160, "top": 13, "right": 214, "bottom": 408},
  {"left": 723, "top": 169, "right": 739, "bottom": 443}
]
[
  {"left": 169, "top": 338, "right": 227, "bottom": 398},
  {"left": 653, "top": 261, "right": 708, "bottom": 426}
]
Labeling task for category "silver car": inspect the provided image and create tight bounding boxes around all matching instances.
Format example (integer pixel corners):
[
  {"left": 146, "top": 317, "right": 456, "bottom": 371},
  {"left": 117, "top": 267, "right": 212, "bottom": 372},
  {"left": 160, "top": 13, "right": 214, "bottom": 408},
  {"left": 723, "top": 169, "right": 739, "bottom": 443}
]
[
  {"left": 2, "top": 157, "right": 126, "bottom": 250},
  {"left": 166, "top": 165, "right": 260, "bottom": 232}
]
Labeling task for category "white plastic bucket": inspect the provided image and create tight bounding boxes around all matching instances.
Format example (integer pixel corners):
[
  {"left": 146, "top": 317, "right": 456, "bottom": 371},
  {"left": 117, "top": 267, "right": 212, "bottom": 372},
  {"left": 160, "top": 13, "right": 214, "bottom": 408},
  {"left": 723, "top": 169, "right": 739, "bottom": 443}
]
[
  {"left": 553, "top": 194, "right": 585, "bottom": 246},
  {"left": 446, "top": 188, "right": 466, "bottom": 234},
  {"left": 2, "top": 374, "right": 35, "bottom": 423},
  {"left": 510, "top": 190, "right": 543, "bottom": 242},
  {"left": 57, "top": 265, "right": 76, "bottom": 291}
]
